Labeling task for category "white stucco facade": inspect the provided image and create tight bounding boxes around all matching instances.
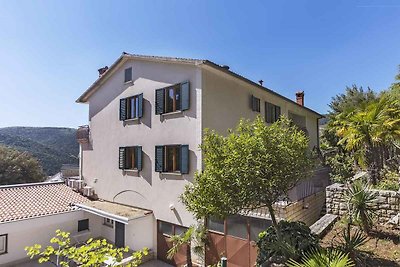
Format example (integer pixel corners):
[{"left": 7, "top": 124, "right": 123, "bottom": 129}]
[{"left": 77, "top": 54, "right": 322, "bottom": 260}]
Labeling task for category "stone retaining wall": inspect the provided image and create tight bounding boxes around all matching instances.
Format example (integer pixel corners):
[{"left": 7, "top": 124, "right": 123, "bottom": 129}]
[{"left": 326, "top": 183, "right": 400, "bottom": 223}]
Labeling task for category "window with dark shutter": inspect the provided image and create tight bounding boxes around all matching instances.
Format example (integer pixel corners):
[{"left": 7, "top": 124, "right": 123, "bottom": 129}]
[
  {"left": 180, "top": 81, "right": 190, "bottom": 111},
  {"left": 120, "top": 146, "right": 142, "bottom": 171},
  {"left": 155, "top": 81, "right": 190, "bottom": 114},
  {"left": 180, "top": 145, "right": 189, "bottom": 174},
  {"left": 119, "top": 147, "right": 126, "bottom": 169},
  {"left": 120, "top": 99, "right": 127, "bottom": 121},
  {"left": 78, "top": 219, "right": 89, "bottom": 232},
  {"left": 155, "top": 146, "right": 165, "bottom": 172},
  {"left": 265, "top": 102, "right": 280, "bottom": 123},
  {"left": 137, "top": 94, "right": 143, "bottom": 118},
  {"left": 124, "top": 67, "right": 132, "bottom": 83},
  {"left": 0, "top": 234, "right": 7, "bottom": 255},
  {"left": 251, "top": 95, "right": 260, "bottom": 112},
  {"left": 156, "top": 145, "right": 189, "bottom": 174}
]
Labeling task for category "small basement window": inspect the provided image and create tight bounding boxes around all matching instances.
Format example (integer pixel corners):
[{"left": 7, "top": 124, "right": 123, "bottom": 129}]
[
  {"left": 78, "top": 219, "right": 89, "bottom": 232},
  {"left": 0, "top": 234, "right": 7, "bottom": 255},
  {"left": 124, "top": 67, "right": 132, "bottom": 83},
  {"left": 104, "top": 218, "right": 114, "bottom": 228}
]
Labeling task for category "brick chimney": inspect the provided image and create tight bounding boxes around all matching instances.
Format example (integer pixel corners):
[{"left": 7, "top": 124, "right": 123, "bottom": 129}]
[
  {"left": 98, "top": 66, "right": 109, "bottom": 77},
  {"left": 296, "top": 91, "right": 304, "bottom": 106}
]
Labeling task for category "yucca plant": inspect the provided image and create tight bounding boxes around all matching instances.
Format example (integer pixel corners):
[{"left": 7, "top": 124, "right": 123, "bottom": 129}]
[
  {"left": 344, "top": 180, "right": 377, "bottom": 233},
  {"left": 286, "top": 249, "right": 355, "bottom": 267},
  {"left": 340, "top": 224, "right": 368, "bottom": 257}
]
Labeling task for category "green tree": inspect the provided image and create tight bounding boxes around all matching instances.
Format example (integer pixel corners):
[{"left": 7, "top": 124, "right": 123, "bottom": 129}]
[
  {"left": 181, "top": 116, "right": 314, "bottom": 228},
  {"left": 25, "top": 230, "right": 148, "bottom": 267},
  {"left": 0, "top": 145, "right": 45, "bottom": 185},
  {"left": 333, "top": 96, "right": 400, "bottom": 184}
]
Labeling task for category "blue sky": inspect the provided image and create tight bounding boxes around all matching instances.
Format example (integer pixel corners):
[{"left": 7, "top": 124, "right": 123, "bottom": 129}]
[{"left": 0, "top": 0, "right": 399, "bottom": 128}]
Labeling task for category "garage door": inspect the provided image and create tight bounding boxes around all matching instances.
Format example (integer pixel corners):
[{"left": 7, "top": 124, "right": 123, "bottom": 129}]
[
  {"left": 205, "top": 215, "right": 271, "bottom": 267},
  {"left": 157, "top": 220, "right": 188, "bottom": 266}
]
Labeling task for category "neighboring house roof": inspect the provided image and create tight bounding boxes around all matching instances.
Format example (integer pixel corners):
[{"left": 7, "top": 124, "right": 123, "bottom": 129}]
[
  {"left": 76, "top": 52, "right": 323, "bottom": 118},
  {"left": 0, "top": 182, "right": 90, "bottom": 223}
]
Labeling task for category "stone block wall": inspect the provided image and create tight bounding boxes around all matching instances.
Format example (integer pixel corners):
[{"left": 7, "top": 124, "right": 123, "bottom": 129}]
[{"left": 326, "top": 183, "right": 400, "bottom": 223}]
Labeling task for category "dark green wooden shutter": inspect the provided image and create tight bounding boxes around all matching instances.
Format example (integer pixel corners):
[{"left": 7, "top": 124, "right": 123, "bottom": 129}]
[
  {"left": 155, "top": 146, "right": 164, "bottom": 172},
  {"left": 180, "top": 81, "right": 190, "bottom": 111},
  {"left": 136, "top": 146, "right": 142, "bottom": 171},
  {"left": 275, "top": 105, "right": 281, "bottom": 121},
  {"left": 138, "top": 93, "right": 143, "bottom": 118},
  {"left": 155, "top": 89, "right": 165, "bottom": 115},
  {"left": 180, "top": 145, "right": 189, "bottom": 174},
  {"left": 119, "top": 147, "right": 126, "bottom": 169},
  {"left": 120, "top": 98, "right": 127, "bottom": 121}
]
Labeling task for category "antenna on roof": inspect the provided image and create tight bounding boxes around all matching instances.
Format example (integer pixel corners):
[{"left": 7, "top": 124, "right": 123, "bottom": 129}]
[{"left": 259, "top": 80, "right": 264, "bottom": 86}]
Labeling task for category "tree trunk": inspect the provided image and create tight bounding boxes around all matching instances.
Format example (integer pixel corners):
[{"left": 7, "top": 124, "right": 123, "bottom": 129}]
[
  {"left": 267, "top": 202, "right": 282, "bottom": 240},
  {"left": 366, "top": 145, "right": 378, "bottom": 185},
  {"left": 186, "top": 241, "right": 192, "bottom": 267}
]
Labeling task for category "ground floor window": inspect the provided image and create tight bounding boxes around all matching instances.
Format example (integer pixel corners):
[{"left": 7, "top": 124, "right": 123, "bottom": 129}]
[
  {"left": 157, "top": 220, "right": 188, "bottom": 237},
  {"left": 0, "top": 234, "right": 7, "bottom": 255},
  {"left": 104, "top": 218, "right": 114, "bottom": 228},
  {"left": 207, "top": 215, "right": 272, "bottom": 241},
  {"left": 78, "top": 219, "right": 89, "bottom": 232}
]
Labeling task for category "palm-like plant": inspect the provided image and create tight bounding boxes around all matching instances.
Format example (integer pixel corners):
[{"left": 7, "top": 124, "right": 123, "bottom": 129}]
[
  {"left": 167, "top": 225, "right": 208, "bottom": 267},
  {"left": 334, "top": 95, "right": 400, "bottom": 184},
  {"left": 344, "top": 180, "right": 377, "bottom": 234},
  {"left": 286, "top": 249, "right": 355, "bottom": 267},
  {"left": 339, "top": 224, "right": 368, "bottom": 259}
]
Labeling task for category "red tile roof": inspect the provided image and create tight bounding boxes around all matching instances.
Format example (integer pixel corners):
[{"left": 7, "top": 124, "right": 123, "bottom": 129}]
[{"left": 0, "top": 182, "right": 90, "bottom": 223}]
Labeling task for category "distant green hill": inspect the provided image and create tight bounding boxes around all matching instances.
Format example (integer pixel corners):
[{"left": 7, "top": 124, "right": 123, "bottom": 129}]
[{"left": 0, "top": 127, "right": 79, "bottom": 175}]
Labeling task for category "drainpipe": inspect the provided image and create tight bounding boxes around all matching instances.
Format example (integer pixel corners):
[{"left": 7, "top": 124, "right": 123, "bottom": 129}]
[{"left": 79, "top": 144, "right": 83, "bottom": 180}]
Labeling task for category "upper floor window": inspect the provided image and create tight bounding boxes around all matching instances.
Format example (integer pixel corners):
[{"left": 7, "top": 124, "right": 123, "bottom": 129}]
[
  {"left": 265, "top": 101, "right": 281, "bottom": 123},
  {"left": 250, "top": 95, "right": 260, "bottom": 112},
  {"left": 155, "top": 145, "right": 189, "bottom": 174},
  {"left": 119, "top": 94, "right": 143, "bottom": 121},
  {"left": 124, "top": 67, "right": 132, "bottom": 83},
  {"left": 155, "top": 81, "right": 190, "bottom": 115},
  {"left": 119, "top": 146, "right": 142, "bottom": 171},
  {"left": 0, "top": 234, "right": 7, "bottom": 255}
]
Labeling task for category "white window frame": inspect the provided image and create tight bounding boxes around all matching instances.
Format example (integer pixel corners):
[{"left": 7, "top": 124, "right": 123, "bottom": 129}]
[
  {"left": 0, "top": 234, "right": 7, "bottom": 255},
  {"left": 104, "top": 218, "right": 114, "bottom": 228}
]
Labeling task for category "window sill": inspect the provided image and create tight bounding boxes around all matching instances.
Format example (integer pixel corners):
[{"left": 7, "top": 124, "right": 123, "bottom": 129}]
[
  {"left": 161, "top": 110, "right": 183, "bottom": 116},
  {"left": 124, "top": 118, "right": 140, "bottom": 122},
  {"left": 123, "top": 169, "right": 139, "bottom": 173},
  {"left": 0, "top": 252, "right": 7, "bottom": 256},
  {"left": 161, "top": 172, "right": 182, "bottom": 176},
  {"left": 124, "top": 80, "right": 133, "bottom": 85}
]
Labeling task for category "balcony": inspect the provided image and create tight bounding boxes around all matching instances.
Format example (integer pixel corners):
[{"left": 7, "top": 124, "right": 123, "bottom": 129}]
[{"left": 76, "top": 125, "right": 90, "bottom": 144}]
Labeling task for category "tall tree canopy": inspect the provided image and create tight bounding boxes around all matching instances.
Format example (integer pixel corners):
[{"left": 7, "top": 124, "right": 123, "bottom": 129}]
[
  {"left": 181, "top": 116, "right": 314, "bottom": 226},
  {"left": 0, "top": 145, "right": 45, "bottom": 185}
]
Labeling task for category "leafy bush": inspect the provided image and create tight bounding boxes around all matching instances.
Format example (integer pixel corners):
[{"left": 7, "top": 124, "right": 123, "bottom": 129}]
[
  {"left": 256, "top": 221, "right": 320, "bottom": 265},
  {"left": 344, "top": 180, "right": 377, "bottom": 233},
  {"left": 376, "top": 168, "right": 399, "bottom": 191},
  {"left": 287, "top": 248, "right": 355, "bottom": 267},
  {"left": 325, "top": 152, "right": 356, "bottom": 183}
]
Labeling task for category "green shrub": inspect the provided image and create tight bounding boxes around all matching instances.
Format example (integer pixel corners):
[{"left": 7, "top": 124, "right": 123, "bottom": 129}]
[
  {"left": 376, "top": 168, "right": 399, "bottom": 191},
  {"left": 325, "top": 152, "right": 356, "bottom": 183},
  {"left": 256, "top": 221, "right": 320, "bottom": 265}
]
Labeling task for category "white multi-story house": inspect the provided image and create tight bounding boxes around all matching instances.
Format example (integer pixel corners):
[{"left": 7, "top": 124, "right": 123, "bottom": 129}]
[{"left": 74, "top": 53, "right": 328, "bottom": 267}]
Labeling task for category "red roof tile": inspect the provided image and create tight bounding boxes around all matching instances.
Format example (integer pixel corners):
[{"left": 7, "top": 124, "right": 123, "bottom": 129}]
[{"left": 0, "top": 182, "right": 90, "bottom": 223}]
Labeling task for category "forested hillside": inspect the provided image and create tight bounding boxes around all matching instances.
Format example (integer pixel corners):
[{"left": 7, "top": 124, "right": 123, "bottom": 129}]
[{"left": 0, "top": 127, "right": 79, "bottom": 175}]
